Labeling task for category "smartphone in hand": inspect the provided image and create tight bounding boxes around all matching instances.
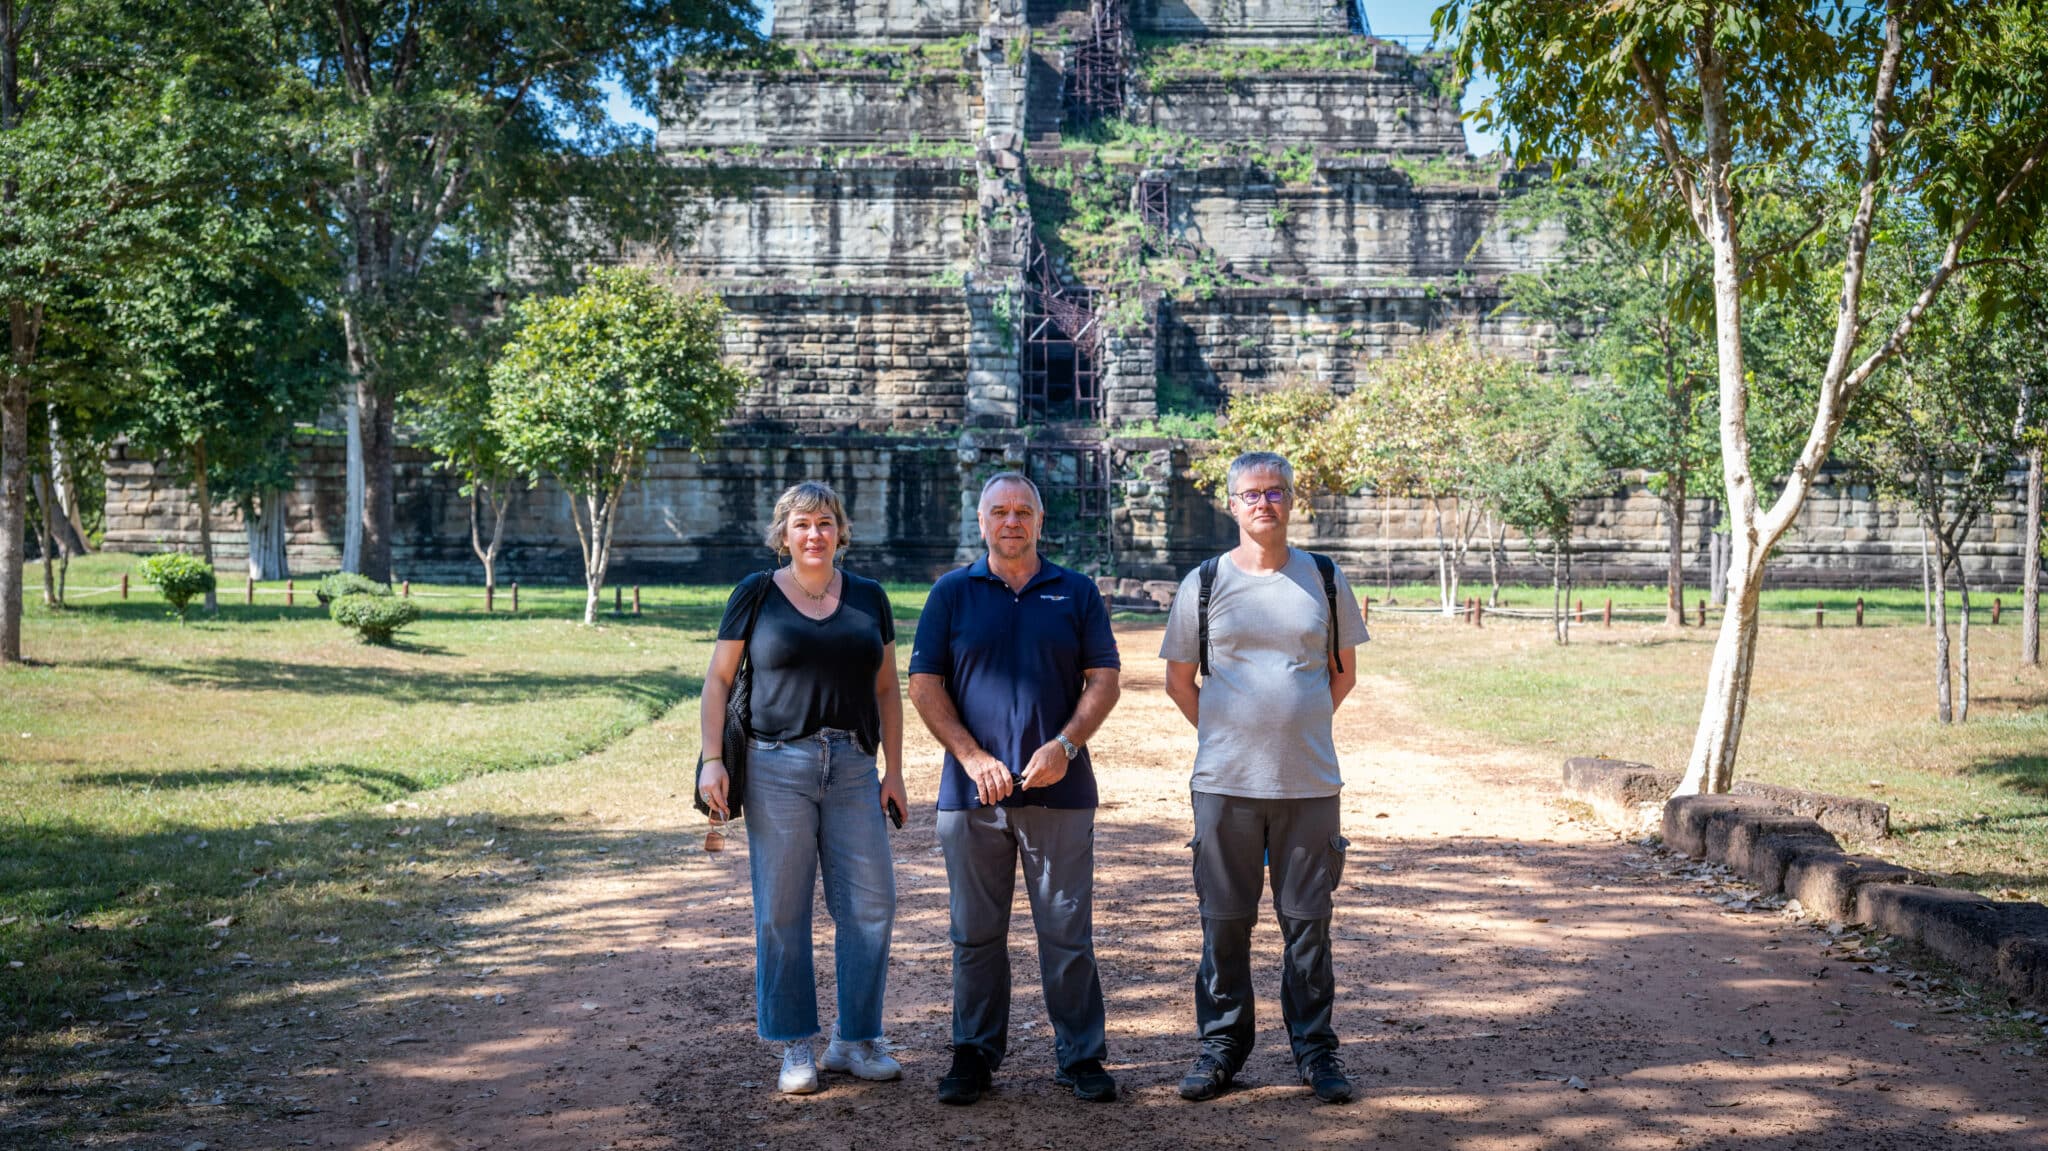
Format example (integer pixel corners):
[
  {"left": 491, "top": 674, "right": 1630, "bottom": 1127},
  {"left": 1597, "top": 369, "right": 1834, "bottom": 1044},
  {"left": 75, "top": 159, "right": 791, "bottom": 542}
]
[{"left": 886, "top": 797, "right": 905, "bottom": 829}]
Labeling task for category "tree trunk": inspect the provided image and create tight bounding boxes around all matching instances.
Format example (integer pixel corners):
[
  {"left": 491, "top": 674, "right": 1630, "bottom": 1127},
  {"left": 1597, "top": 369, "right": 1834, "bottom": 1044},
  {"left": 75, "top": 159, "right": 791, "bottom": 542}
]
[
  {"left": 1921, "top": 522, "right": 1934, "bottom": 626},
  {"left": 1709, "top": 524, "right": 1728, "bottom": 606},
  {"left": 2, "top": 337, "right": 29, "bottom": 664},
  {"left": 342, "top": 379, "right": 364, "bottom": 574},
  {"left": 1435, "top": 500, "right": 1456, "bottom": 615},
  {"left": 43, "top": 408, "right": 88, "bottom": 555},
  {"left": 358, "top": 379, "right": 395, "bottom": 584},
  {"left": 193, "top": 440, "right": 217, "bottom": 614},
  {"left": 1550, "top": 542, "right": 1564, "bottom": 645},
  {"left": 1663, "top": 482, "right": 1687, "bottom": 626},
  {"left": 471, "top": 485, "right": 509, "bottom": 594},
  {"left": 1930, "top": 513, "right": 1953, "bottom": 723},
  {"left": 30, "top": 469, "right": 54, "bottom": 606},
  {"left": 245, "top": 490, "right": 290, "bottom": 581},
  {"left": 1486, "top": 511, "right": 1504, "bottom": 607},
  {"left": 1954, "top": 546, "right": 1971, "bottom": 724},
  {"left": 1379, "top": 495, "right": 1395, "bottom": 603},
  {"left": 2024, "top": 444, "right": 2041, "bottom": 667}
]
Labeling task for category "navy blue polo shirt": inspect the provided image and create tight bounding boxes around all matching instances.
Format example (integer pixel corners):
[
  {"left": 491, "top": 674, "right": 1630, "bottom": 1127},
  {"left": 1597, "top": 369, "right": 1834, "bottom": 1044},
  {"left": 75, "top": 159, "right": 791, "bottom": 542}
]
[{"left": 909, "top": 554, "right": 1120, "bottom": 810}]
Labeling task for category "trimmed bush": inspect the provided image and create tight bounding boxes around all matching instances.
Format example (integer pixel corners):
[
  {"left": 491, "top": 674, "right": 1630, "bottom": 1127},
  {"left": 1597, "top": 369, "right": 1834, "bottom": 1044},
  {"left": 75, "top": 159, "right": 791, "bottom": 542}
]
[
  {"left": 135, "top": 553, "right": 217, "bottom": 622},
  {"left": 315, "top": 572, "right": 389, "bottom": 605},
  {"left": 329, "top": 593, "right": 421, "bottom": 645}
]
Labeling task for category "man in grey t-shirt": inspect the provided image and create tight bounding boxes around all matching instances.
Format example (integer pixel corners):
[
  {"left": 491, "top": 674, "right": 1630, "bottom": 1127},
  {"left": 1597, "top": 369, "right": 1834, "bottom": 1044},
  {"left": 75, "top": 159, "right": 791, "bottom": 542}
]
[{"left": 1160, "top": 451, "right": 1369, "bottom": 1105}]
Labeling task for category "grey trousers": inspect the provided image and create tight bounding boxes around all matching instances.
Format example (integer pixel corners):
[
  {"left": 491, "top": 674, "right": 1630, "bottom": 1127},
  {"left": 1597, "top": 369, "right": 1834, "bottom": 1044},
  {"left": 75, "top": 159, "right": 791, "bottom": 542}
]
[
  {"left": 1188, "top": 791, "right": 1346, "bottom": 1073},
  {"left": 937, "top": 803, "right": 1107, "bottom": 1073}
]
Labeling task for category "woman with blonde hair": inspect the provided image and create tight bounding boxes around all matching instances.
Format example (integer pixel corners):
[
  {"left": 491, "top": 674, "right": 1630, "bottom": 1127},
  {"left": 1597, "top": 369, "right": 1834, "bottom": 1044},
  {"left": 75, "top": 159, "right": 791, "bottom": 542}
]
[{"left": 697, "top": 480, "right": 908, "bottom": 1095}]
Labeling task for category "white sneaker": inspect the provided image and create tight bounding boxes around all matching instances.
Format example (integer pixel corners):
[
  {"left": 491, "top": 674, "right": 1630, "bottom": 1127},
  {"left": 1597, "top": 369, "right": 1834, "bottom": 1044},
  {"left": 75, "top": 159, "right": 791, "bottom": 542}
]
[
  {"left": 819, "top": 1036, "right": 903, "bottom": 1081},
  {"left": 778, "top": 1042, "right": 820, "bottom": 1095}
]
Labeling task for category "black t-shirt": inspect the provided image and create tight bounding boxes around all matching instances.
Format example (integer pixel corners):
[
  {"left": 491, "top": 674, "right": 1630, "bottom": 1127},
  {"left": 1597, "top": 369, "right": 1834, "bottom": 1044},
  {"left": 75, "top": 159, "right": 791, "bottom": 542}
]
[{"left": 716, "top": 570, "right": 895, "bottom": 744}]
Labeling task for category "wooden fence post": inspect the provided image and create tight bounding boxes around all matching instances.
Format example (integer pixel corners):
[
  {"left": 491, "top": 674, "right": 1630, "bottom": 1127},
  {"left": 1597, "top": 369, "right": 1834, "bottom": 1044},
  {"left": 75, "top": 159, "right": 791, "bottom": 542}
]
[
  {"left": 1361, "top": 598, "right": 1370, "bottom": 626},
  {"left": 402, "top": 580, "right": 411, "bottom": 599},
  {"left": 1993, "top": 597, "right": 2003, "bottom": 625},
  {"left": 1475, "top": 600, "right": 1484, "bottom": 628},
  {"left": 511, "top": 581, "right": 520, "bottom": 613},
  {"left": 614, "top": 585, "right": 623, "bottom": 615},
  {"left": 1815, "top": 603, "right": 1825, "bottom": 628},
  {"left": 1603, "top": 598, "right": 1612, "bottom": 627},
  {"left": 1696, "top": 598, "right": 1706, "bottom": 627},
  {"left": 245, "top": 576, "right": 254, "bottom": 605},
  {"left": 633, "top": 586, "right": 642, "bottom": 616},
  {"left": 1574, "top": 598, "right": 1584, "bottom": 624},
  {"left": 120, "top": 573, "right": 129, "bottom": 600},
  {"left": 1856, "top": 596, "right": 1865, "bottom": 627},
  {"left": 285, "top": 578, "right": 294, "bottom": 607}
]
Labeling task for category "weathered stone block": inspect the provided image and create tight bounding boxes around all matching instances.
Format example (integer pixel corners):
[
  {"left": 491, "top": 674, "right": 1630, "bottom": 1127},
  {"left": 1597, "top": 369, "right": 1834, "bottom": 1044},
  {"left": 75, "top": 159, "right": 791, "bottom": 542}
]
[
  {"left": 1856, "top": 885, "right": 2048, "bottom": 1006},
  {"left": 1783, "top": 852, "right": 1926, "bottom": 922},
  {"left": 1560, "top": 757, "right": 1679, "bottom": 834},
  {"left": 1730, "top": 779, "right": 1890, "bottom": 840},
  {"left": 1662, "top": 795, "right": 1779, "bottom": 860}
]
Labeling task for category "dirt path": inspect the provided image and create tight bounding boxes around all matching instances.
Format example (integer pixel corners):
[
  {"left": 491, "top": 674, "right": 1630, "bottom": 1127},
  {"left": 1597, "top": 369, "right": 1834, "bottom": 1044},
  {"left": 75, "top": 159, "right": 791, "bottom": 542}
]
[{"left": 275, "top": 635, "right": 2046, "bottom": 1150}]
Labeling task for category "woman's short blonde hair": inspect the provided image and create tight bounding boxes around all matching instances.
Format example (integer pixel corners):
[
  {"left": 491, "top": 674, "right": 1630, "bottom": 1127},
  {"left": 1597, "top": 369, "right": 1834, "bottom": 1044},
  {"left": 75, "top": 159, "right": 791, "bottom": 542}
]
[{"left": 764, "top": 480, "right": 851, "bottom": 555}]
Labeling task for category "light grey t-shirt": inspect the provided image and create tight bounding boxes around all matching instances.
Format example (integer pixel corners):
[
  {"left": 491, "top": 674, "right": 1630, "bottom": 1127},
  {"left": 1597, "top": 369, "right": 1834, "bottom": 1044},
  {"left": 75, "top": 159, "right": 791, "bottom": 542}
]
[{"left": 1159, "top": 549, "right": 1370, "bottom": 799}]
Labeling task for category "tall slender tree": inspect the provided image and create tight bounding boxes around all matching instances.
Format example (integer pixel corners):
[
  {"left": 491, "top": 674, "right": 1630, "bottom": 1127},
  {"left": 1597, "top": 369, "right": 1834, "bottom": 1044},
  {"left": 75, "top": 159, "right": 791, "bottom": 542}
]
[{"left": 1442, "top": 0, "right": 2048, "bottom": 794}]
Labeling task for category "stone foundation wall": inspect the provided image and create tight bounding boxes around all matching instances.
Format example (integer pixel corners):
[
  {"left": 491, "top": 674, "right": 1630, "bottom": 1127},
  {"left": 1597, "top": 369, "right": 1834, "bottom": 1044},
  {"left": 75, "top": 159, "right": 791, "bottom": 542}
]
[
  {"left": 720, "top": 288, "right": 972, "bottom": 433},
  {"left": 104, "top": 435, "right": 2039, "bottom": 592},
  {"left": 669, "top": 159, "right": 974, "bottom": 281},
  {"left": 1105, "top": 439, "right": 2041, "bottom": 590},
  {"left": 662, "top": 73, "right": 979, "bottom": 148},
  {"left": 102, "top": 436, "right": 969, "bottom": 585},
  {"left": 1137, "top": 73, "right": 1463, "bottom": 153}
]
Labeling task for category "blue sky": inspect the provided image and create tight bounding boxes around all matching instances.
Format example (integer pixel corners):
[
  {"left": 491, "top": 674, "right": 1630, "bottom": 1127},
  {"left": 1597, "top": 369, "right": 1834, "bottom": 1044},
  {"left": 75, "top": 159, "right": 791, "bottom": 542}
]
[{"left": 601, "top": 0, "right": 1502, "bottom": 154}]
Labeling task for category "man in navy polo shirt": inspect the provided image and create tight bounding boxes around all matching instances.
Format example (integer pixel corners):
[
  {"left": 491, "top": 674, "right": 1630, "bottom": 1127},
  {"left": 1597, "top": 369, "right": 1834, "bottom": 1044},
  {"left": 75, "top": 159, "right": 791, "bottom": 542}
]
[{"left": 908, "top": 471, "right": 1123, "bottom": 1107}]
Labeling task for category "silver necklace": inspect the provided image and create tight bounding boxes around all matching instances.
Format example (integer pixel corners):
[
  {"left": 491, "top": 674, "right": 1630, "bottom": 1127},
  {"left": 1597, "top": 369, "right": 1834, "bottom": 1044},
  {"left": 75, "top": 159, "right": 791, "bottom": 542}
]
[{"left": 791, "top": 569, "right": 835, "bottom": 602}]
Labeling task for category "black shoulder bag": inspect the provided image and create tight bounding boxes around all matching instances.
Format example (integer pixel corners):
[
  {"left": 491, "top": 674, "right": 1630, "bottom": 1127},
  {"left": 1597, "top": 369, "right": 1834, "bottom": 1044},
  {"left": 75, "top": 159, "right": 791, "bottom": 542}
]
[{"left": 694, "top": 572, "right": 773, "bottom": 821}]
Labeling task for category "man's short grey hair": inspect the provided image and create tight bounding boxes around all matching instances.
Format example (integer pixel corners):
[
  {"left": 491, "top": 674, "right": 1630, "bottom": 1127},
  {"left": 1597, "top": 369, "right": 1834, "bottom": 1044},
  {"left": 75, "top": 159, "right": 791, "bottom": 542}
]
[
  {"left": 1225, "top": 451, "right": 1296, "bottom": 494},
  {"left": 978, "top": 470, "right": 1044, "bottom": 514}
]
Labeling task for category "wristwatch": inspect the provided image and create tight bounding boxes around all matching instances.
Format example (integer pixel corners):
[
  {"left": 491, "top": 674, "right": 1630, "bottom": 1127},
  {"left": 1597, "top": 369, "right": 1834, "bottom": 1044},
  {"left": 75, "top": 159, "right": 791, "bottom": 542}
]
[{"left": 1054, "top": 733, "right": 1080, "bottom": 760}]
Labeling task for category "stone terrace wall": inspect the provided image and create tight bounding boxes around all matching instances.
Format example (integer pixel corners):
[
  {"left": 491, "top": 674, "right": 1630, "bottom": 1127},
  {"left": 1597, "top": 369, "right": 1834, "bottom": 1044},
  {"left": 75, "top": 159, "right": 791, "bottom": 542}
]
[
  {"left": 102, "top": 436, "right": 968, "bottom": 585},
  {"left": 1106, "top": 440, "right": 2041, "bottom": 590},
  {"left": 772, "top": 0, "right": 985, "bottom": 41},
  {"left": 1131, "top": 0, "right": 1349, "bottom": 37},
  {"left": 720, "top": 287, "right": 972, "bottom": 433},
  {"left": 1172, "top": 164, "right": 1562, "bottom": 283},
  {"left": 1156, "top": 287, "right": 1556, "bottom": 404},
  {"left": 1137, "top": 73, "right": 1463, "bottom": 153},
  {"left": 669, "top": 159, "right": 974, "bottom": 281},
  {"left": 661, "top": 73, "right": 980, "bottom": 149}
]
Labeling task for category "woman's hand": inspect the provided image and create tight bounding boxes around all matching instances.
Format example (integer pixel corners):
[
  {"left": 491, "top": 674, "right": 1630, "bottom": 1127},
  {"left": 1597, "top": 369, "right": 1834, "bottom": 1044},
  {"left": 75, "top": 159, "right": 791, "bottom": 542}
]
[
  {"left": 698, "top": 758, "right": 731, "bottom": 821},
  {"left": 879, "top": 769, "right": 908, "bottom": 827}
]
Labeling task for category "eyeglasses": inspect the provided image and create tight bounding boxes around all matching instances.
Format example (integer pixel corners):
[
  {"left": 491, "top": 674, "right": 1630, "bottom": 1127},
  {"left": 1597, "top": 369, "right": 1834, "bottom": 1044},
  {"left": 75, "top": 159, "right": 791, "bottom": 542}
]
[{"left": 1233, "top": 487, "right": 1293, "bottom": 506}]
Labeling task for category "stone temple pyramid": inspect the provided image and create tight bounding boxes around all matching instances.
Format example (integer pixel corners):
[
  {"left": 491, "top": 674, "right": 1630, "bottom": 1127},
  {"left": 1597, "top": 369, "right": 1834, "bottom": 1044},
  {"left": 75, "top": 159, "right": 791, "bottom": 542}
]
[{"left": 648, "top": 0, "right": 1558, "bottom": 585}]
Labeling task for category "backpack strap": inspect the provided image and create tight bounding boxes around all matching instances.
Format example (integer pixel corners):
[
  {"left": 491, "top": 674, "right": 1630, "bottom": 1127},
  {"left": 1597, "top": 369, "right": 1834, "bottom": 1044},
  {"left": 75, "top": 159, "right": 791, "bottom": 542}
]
[
  {"left": 737, "top": 570, "right": 775, "bottom": 665},
  {"left": 1197, "top": 556, "right": 1220, "bottom": 677},
  {"left": 1311, "top": 552, "right": 1343, "bottom": 675}
]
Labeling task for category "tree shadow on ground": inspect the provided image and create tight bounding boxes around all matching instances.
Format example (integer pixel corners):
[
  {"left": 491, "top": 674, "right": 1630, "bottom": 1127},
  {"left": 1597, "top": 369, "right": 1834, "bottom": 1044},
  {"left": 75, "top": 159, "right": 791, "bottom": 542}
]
[
  {"left": 63, "top": 658, "right": 700, "bottom": 713},
  {"left": 1967, "top": 753, "right": 2048, "bottom": 798}
]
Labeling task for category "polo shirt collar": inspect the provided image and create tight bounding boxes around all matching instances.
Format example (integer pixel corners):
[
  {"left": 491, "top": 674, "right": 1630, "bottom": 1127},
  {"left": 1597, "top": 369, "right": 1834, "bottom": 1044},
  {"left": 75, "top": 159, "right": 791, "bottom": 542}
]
[{"left": 966, "top": 552, "right": 1065, "bottom": 594}]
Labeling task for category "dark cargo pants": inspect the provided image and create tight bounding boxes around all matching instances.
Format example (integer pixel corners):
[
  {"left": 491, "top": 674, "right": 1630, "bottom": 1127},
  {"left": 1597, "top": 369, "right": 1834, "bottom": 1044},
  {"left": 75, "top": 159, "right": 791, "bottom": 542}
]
[{"left": 1187, "top": 790, "right": 1347, "bottom": 1074}]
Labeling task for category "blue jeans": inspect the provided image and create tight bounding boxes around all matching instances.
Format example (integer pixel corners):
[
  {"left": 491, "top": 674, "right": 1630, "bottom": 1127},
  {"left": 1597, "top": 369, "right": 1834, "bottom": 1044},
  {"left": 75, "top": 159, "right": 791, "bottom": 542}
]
[{"left": 742, "top": 728, "right": 896, "bottom": 1043}]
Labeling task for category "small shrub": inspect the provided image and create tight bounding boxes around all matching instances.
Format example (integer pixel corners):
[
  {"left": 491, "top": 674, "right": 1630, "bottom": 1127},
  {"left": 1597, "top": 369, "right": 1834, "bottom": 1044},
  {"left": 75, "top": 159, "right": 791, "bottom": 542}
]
[
  {"left": 135, "top": 553, "right": 216, "bottom": 622},
  {"left": 330, "top": 593, "right": 421, "bottom": 645},
  {"left": 316, "top": 572, "right": 389, "bottom": 604}
]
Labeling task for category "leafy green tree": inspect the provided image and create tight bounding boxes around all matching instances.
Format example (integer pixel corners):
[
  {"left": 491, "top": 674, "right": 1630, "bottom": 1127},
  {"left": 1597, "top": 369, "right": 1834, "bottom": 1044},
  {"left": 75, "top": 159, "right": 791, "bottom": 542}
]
[
  {"left": 266, "top": 0, "right": 763, "bottom": 583},
  {"left": 1477, "top": 369, "right": 1609, "bottom": 645},
  {"left": 1440, "top": 0, "right": 2048, "bottom": 795},
  {"left": 489, "top": 268, "right": 749, "bottom": 625},
  {"left": 1, "top": 0, "right": 282, "bottom": 661},
  {"left": 1840, "top": 257, "right": 2029, "bottom": 724},
  {"left": 406, "top": 328, "right": 519, "bottom": 596}
]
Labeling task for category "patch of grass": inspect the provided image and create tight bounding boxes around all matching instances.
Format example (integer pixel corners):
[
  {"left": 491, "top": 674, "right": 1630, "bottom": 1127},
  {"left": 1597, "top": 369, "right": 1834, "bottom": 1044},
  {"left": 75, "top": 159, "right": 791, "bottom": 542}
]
[
  {"left": 1368, "top": 608, "right": 2048, "bottom": 901},
  {"left": 1134, "top": 34, "right": 1377, "bottom": 86}
]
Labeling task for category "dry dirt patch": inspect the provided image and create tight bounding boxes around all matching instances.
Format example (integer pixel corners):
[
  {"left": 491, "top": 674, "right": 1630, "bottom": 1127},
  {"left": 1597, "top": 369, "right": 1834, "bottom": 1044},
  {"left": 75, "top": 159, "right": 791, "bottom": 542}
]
[{"left": 272, "top": 636, "right": 2045, "bottom": 1150}]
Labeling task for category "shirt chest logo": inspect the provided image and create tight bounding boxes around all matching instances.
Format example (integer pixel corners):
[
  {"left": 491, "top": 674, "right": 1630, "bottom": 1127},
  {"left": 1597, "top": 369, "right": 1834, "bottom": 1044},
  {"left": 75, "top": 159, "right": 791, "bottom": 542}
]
[{"left": 1038, "top": 594, "right": 1069, "bottom": 602}]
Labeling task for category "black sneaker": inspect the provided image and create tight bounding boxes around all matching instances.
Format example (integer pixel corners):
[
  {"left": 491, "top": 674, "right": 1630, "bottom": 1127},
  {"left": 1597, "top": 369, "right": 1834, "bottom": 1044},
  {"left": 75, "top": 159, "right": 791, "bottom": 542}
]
[
  {"left": 937, "top": 1045, "right": 992, "bottom": 1106},
  {"left": 1054, "top": 1058, "right": 1117, "bottom": 1102},
  {"left": 1301, "top": 1052, "right": 1353, "bottom": 1104},
  {"left": 1178, "top": 1053, "right": 1233, "bottom": 1102}
]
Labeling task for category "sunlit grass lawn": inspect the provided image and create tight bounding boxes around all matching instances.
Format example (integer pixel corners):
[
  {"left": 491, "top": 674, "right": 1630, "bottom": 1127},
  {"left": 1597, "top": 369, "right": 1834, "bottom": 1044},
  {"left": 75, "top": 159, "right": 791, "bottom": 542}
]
[{"left": 1368, "top": 605, "right": 2048, "bottom": 903}]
